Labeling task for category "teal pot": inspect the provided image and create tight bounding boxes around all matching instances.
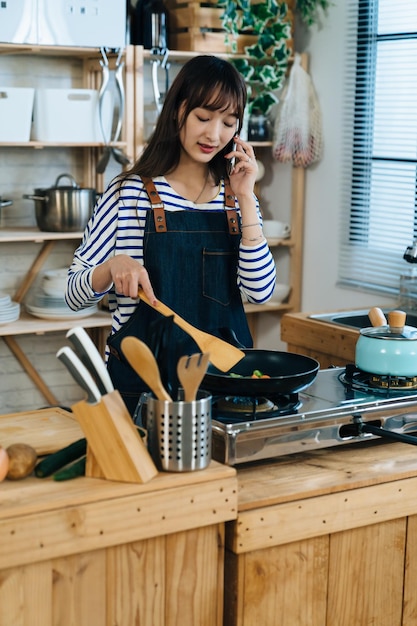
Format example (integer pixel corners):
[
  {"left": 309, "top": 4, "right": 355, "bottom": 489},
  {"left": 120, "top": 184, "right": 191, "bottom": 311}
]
[{"left": 355, "top": 316, "right": 417, "bottom": 377}]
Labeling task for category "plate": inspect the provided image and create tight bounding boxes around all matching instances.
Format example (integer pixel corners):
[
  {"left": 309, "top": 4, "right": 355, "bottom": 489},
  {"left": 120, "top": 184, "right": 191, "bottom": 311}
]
[
  {"left": 0, "top": 309, "right": 20, "bottom": 325},
  {"left": 26, "top": 303, "right": 98, "bottom": 320},
  {"left": 0, "top": 292, "right": 11, "bottom": 307}
]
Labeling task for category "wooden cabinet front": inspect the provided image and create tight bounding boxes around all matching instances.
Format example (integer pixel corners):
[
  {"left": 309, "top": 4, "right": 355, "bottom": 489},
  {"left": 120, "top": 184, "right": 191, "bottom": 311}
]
[
  {"left": 0, "top": 458, "right": 237, "bottom": 626},
  {"left": 224, "top": 441, "right": 417, "bottom": 625}
]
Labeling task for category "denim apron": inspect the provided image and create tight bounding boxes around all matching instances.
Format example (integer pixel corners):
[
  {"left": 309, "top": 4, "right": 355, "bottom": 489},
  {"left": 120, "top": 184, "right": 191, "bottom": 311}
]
[{"left": 107, "top": 177, "right": 252, "bottom": 415}]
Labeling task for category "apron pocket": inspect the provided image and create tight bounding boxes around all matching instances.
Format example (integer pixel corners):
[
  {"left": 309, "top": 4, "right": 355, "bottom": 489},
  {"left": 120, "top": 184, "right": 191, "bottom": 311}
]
[{"left": 203, "top": 248, "right": 235, "bottom": 305}]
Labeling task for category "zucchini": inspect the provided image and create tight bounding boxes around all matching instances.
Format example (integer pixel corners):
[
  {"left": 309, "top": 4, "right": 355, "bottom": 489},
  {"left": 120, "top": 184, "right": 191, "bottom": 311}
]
[
  {"left": 35, "top": 438, "right": 86, "bottom": 478},
  {"left": 53, "top": 456, "right": 86, "bottom": 481}
]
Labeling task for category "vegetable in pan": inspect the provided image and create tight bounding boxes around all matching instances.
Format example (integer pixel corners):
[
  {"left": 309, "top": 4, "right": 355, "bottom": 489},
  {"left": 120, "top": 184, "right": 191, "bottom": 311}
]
[{"left": 230, "top": 370, "right": 271, "bottom": 379}]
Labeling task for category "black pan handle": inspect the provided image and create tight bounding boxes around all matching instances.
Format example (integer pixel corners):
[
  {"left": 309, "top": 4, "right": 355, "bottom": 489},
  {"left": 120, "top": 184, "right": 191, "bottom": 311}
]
[
  {"left": 218, "top": 327, "right": 247, "bottom": 349},
  {"left": 360, "top": 422, "right": 417, "bottom": 446}
]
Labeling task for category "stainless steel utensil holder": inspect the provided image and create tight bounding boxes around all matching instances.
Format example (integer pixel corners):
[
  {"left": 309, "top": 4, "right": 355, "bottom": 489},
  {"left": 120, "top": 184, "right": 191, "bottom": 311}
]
[{"left": 146, "top": 390, "right": 212, "bottom": 472}]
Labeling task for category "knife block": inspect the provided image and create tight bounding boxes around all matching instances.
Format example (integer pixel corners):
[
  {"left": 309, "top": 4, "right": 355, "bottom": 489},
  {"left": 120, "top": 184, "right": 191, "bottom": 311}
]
[{"left": 71, "top": 390, "right": 158, "bottom": 483}]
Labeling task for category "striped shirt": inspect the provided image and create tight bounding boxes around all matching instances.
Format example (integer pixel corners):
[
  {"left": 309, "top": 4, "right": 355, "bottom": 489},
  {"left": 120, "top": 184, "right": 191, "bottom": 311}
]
[{"left": 66, "top": 174, "right": 276, "bottom": 349}]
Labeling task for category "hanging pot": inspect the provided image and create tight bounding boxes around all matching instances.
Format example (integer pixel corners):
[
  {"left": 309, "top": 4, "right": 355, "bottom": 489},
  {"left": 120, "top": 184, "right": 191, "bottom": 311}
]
[
  {"left": 355, "top": 309, "right": 417, "bottom": 377},
  {"left": 23, "top": 173, "right": 96, "bottom": 232}
]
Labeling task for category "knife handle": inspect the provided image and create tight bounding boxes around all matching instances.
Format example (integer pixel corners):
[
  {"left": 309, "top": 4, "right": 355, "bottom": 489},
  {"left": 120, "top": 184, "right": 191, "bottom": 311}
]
[
  {"left": 57, "top": 347, "right": 102, "bottom": 405},
  {"left": 66, "top": 327, "right": 114, "bottom": 395}
]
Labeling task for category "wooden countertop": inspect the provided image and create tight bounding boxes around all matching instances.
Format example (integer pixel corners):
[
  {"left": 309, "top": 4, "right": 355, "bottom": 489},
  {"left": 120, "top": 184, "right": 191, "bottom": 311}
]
[
  {"left": 236, "top": 438, "right": 417, "bottom": 511},
  {"left": 0, "top": 408, "right": 238, "bottom": 570}
]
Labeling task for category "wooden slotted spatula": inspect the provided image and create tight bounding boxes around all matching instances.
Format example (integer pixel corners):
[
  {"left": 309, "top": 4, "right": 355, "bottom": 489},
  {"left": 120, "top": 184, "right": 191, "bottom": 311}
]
[
  {"left": 138, "top": 289, "right": 245, "bottom": 372},
  {"left": 177, "top": 353, "right": 210, "bottom": 402}
]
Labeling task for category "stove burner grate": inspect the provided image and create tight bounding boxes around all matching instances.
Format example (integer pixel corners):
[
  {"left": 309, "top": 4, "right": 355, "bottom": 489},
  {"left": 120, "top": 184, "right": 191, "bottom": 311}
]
[
  {"left": 369, "top": 374, "right": 417, "bottom": 389},
  {"left": 340, "top": 364, "right": 417, "bottom": 393},
  {"left": 212, "top": 393, "right": 301, "bottom": 423}
]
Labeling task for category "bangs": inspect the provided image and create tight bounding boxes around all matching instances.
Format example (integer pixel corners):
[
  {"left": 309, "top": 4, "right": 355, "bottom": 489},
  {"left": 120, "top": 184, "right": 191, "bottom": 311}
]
[
  {"left": 185, "top": 81, "right": 243, "bottom": 116},
  {"left": 202, "top": 84, "right": 239, "bottom": 113}
]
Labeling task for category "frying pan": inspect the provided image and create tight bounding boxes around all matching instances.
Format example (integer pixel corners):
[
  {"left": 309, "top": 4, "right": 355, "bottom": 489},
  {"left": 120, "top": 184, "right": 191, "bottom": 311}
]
[{"left": 202, "top": 350, "right": 320, "bottom": 396}]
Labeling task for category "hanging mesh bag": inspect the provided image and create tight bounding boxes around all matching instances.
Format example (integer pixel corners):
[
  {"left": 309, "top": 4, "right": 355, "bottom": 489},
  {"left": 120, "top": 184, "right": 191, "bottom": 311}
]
[{"left": 272, "top": 53, "right": 323, "bottom": 168}]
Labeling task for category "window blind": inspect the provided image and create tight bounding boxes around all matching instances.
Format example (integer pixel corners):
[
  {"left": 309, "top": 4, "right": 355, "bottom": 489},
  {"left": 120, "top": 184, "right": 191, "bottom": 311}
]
[{"left": 339, "top": 0, "right": 417, "bottom": 296}]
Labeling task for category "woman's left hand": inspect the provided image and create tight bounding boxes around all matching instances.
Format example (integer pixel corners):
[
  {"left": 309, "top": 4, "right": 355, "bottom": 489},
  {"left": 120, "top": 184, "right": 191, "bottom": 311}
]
[{"left": 226, "top": 136, "right": 258, "bottom": 197}]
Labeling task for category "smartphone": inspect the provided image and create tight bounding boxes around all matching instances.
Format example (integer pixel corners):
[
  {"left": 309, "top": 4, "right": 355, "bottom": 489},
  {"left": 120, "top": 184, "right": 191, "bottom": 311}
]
[
  {"left": 227, "top": 120, "right": 239, "bottom": 176},
  {"left": 228, "top": 143, "right": 237, "bottom": 176}
]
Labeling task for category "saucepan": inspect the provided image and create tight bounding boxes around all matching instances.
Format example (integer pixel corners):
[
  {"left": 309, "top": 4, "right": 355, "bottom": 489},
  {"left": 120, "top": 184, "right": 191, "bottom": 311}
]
[
  {"left": 23, "top": 173, "right": 96, "bottom": 232},
  {"left": 202, "top": 349, "right": 320, "bottom": 396},
  {"left": 356, "top": 308, "right": 417, "bottom": 377}
]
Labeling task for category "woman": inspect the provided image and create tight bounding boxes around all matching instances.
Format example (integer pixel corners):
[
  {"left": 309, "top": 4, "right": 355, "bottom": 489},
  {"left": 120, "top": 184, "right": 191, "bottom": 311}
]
[{"left": 66, "top": 55, "right": 276, "bottom": 414}]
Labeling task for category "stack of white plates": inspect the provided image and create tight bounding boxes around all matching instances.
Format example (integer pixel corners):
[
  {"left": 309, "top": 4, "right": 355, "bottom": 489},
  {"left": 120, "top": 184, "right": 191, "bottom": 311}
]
[
  {"left": 25, "top": 268, "right": 98, "bottom": 320},
  {"left": 0, "top": 292, "right": 20, "bottom": 325}
]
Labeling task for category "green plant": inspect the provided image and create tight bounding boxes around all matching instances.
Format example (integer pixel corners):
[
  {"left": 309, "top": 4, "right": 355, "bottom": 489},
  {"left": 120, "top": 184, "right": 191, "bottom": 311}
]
[
  {"left": 218, "top": 0, "right": 331, "bottom": 116},
  {"left": 218, "top": 0, "right": 292, "bottom": 115}
]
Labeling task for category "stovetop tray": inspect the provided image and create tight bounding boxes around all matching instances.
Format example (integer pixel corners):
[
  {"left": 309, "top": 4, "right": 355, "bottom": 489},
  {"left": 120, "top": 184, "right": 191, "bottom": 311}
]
[{"left": 211, "top": 368, "right": 417, "bottom": 465}]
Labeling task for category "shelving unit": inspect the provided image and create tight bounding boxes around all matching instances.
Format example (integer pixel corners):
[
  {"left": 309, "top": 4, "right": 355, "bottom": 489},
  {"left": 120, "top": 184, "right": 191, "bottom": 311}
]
[{"left": 0, "top": 44, "right": 141, "bottom": 405}]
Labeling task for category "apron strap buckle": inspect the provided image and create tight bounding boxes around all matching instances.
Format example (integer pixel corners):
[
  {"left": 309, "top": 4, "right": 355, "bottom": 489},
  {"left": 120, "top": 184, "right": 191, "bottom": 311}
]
[{"left": 142, "top": 177, "right": 167, "bottom": 232}]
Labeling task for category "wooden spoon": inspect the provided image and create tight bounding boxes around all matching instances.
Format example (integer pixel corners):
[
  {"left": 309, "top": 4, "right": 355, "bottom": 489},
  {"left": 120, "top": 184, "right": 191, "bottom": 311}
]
[
  {"left": 121, "top": 336, "right": 172, "bottom": 401},
  {"left": 177, "top": 353, "right": 210, "bottom": 402},
  {"left": 138, "top": 289, "right": 245, "bottom": 372}
]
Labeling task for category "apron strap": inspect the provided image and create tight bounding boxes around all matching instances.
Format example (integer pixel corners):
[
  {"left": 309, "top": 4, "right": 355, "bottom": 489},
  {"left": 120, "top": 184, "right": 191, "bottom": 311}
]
[
  {"left": 224, "top": 178, "right": 240, "bottom": 235},
  {"left": 142, "top": 176, "right": 167, "bottom": 232},
  {"left": 142, "top": 176, "right": 240, "bottom": 235}
]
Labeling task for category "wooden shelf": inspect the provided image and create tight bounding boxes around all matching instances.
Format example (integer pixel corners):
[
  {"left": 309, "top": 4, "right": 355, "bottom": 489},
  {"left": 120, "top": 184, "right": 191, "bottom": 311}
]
[
  {"left": 0, "top": 229, "right": 84, "bottom": 242},
  {"left": 0, "top": 141, "right": 127, "bottom": 149},
  {"left": 0, "top": 310, "right": 111, "bottom": 337},
  {"left": 0, "top": 43, "right": 105, "bottom": 57}
]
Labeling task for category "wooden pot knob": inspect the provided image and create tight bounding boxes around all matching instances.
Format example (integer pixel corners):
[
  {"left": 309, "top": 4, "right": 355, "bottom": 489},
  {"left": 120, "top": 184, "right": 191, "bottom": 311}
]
[{"left": 388, "top": 310, "right": 406, "bottom": 331}]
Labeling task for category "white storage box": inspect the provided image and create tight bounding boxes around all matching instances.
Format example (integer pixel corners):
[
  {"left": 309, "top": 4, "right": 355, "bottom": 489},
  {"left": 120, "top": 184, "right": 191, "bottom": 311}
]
[
  {"left": 0, "top": 0, "right": 37, "bottom": 45},
  {"left": 38, "top": 0, "right": 127, "bottom": 48},
  {"left": 0, "top": 87, "right": 35, "bottom": 142},
  {"left": 31, "top": 88, "right": 112, "bottom": 143}
]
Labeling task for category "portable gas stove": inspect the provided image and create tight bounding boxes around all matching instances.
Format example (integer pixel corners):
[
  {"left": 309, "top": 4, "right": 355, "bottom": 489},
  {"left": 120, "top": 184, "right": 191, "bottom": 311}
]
[{"left": 211, "top": 365, "right": 417, "bottom": 465}]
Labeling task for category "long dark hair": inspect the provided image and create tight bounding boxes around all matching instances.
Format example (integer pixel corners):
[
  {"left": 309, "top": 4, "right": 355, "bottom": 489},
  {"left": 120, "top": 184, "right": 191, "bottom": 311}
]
[{"left": 126, "top": 55, "right": 247, "bottom": 185}]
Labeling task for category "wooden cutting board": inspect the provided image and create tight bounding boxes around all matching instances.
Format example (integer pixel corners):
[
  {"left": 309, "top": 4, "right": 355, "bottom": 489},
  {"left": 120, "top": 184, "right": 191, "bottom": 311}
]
[{"left": 0, "top": 408, "right": 84, "bottom": 455}]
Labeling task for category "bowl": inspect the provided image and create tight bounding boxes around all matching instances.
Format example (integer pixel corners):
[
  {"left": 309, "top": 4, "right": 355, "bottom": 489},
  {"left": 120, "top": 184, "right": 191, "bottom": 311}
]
[
  {"left": 262, "top": 220, "right": 291, "bottom": 239},
  {"left": 270, "top": 283, "right": 290, "bottom": 303}
]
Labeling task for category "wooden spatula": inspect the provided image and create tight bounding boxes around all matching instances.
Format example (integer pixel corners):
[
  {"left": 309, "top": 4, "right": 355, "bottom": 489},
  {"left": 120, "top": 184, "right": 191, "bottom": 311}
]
[
  {"left": 177, "top": 353, "right": 210, "bottom": 401},
  {"left": 138, "top": 289, "right": 245, "bottom": 372}
]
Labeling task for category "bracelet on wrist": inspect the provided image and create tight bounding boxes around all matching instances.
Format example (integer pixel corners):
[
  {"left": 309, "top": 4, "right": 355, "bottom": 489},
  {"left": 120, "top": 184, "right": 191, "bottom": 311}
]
[
  {"left": 241, "top": 234, "right": 265, "bottom": 243},
  {"left": 241, "top": 222, "right": 261, "bottom": 229}
]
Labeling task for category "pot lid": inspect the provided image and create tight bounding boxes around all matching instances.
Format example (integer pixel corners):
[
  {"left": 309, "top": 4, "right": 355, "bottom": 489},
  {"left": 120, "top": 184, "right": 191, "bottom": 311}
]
[{"left": 360, "top": 325, "right": 417, "bottom": 340}]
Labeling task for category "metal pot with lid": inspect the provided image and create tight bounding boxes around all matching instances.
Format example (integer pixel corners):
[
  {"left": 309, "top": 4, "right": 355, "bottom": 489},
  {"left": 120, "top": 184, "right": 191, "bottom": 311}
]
[
  {"left": 356, "top": 308, "right": 417, "bottom": 377},
  {"left": 23, "top": 173, "right": 96, "bottom": 232}
]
